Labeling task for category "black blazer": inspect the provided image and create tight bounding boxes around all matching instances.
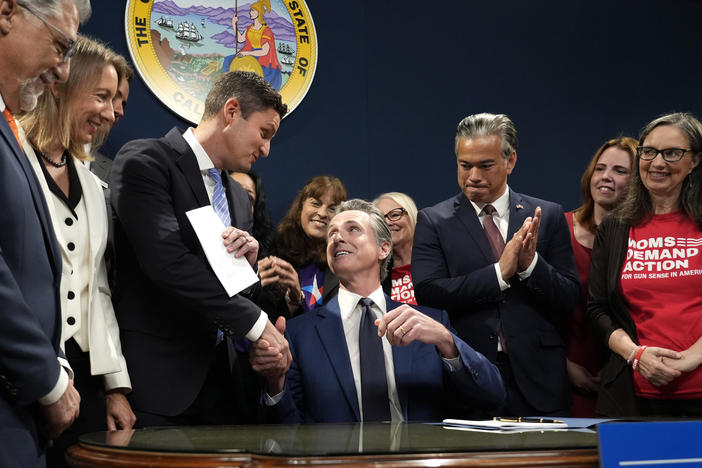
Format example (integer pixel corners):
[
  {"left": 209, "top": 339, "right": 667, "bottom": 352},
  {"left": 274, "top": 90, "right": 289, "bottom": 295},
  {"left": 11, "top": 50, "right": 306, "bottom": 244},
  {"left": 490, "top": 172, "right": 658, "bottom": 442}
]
[
  {"left": 0, "top": 112, "right": 63, "bottom": 463},
  {"left": 588, "top": 215, "right": 640, "bottom": 416},
  {"left": 412, "top": 190, "right": 580, "bottom": 413},
  {"left": 110, "top": 127, "right": 257, "bottom": 416}
]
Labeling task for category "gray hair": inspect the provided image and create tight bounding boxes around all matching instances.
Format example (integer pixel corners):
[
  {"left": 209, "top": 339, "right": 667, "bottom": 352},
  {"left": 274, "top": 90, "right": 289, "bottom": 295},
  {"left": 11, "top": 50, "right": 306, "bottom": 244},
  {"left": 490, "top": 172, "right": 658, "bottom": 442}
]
[
  {"left": 614, "top": 112, "right": 702, "bottom": 229},
  {"left": 639, "top": 112, "right": 702, "bottom": 154},
  {"left": 333, "top": 199, "right": 393, "bottom": 282},
  {"left": 455, "top": 112, "right": 518, "bottom": 160},
  {"left": 21, "top": 0, "right": 92, "bottom": 23}
]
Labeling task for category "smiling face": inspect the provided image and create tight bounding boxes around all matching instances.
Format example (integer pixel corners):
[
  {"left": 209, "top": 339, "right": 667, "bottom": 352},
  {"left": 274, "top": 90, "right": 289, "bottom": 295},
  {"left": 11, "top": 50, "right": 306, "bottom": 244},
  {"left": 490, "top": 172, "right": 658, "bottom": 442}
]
[
  {"left": 10, "top": 1, "right": 79, "bottom": 111},
  {"left": 326, "top": 210, "right": 390, "bottom": 285},
  {"left": 457, "top": 134, "right": 516, "bottom": 204},
  {"left": 639, "top": 125, "right": 700, "bottom": 201},
  {"left": 221, "top": 105, "right": 280, "bottom": 172},
  {"left": 69, "top": 64, "right": 117, "bottom": 144},
  {"left": 300, "top": 190, "right": 338, "bottom": 240},
  {"left": 374, "top": 197, "right": 412, "bottom": 254},
  {"left": 589, "top": 146, "right": 632, "bottom": 210}
]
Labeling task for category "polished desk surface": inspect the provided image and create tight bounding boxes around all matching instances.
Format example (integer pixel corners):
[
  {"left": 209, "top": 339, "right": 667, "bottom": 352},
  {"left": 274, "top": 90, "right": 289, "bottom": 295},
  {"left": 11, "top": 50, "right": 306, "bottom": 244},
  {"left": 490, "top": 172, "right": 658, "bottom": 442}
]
[{"left": 68, "top": 422, "right": 599, "bottom": 467}]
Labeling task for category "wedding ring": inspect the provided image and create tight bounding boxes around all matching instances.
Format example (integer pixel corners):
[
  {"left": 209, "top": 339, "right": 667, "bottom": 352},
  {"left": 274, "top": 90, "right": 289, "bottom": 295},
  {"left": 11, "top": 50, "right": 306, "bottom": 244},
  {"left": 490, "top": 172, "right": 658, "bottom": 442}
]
[{"left": 399, "top": 326, "right": 407, "bottom": 336}]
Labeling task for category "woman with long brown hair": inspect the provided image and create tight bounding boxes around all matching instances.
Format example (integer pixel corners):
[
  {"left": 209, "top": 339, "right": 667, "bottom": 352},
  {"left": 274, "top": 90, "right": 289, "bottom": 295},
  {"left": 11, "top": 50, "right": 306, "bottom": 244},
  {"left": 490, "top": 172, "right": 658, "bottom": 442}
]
[
  {"left": 565, "top": 136, "right": 636, "bottom": 416},
  {"left": 258, "top": 175, "right": 347, "bottom": 318}
]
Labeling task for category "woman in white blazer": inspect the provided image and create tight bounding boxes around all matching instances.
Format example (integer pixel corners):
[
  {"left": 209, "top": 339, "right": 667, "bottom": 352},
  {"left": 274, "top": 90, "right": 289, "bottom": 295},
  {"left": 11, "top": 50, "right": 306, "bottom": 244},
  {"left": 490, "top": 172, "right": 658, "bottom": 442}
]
[{"left": 19, "top": 35, "right": 134, "bottom": 465}]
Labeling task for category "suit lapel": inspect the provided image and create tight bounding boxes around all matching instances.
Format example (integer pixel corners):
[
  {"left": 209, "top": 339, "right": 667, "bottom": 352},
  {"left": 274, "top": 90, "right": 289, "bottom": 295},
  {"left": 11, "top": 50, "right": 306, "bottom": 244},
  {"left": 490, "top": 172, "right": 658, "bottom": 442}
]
[
  {"left": 386, "top": 299, "right": 412, "bottom": 420},
  {"left": 507, "top": 189, "right": 527, "bottom": 238},
  {"left": 221, "top": 172, "right": 241, "bottom": 228},
  {"left": 167, "top": 129, "right": 210, "bottom": 208},
  {"left": 453, "top": 193, "right": 495, "bottom": 263},
  {"left": 5, "top": 123, "right": 61, "bottom": 277},
  {"left": 315, "top": 298, "right": 361, "bottom": 420}
]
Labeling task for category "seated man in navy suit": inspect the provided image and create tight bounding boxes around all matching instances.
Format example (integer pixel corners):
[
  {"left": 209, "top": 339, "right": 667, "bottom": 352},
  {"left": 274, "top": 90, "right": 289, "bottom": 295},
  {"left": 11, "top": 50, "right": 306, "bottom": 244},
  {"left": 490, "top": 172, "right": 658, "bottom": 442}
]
[
  {"left": 250, "top": 199, "right": 505, "bottom": 423},
  {"left": 412, "top": 113, "right": 580, "bottom": 417}
]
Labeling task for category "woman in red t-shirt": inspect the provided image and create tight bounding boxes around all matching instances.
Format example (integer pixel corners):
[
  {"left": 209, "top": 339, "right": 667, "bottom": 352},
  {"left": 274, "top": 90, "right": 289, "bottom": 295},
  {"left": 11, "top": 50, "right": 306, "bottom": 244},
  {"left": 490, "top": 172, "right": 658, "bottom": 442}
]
[
  {"left": 589, "top": 112, "right": 702, "bottom": 417},
  {"left": 565, "top": 137, "right": 636, "bottom": 416},
  {"left": 374, "top": 192, "right": 419, "bottom": 305}
]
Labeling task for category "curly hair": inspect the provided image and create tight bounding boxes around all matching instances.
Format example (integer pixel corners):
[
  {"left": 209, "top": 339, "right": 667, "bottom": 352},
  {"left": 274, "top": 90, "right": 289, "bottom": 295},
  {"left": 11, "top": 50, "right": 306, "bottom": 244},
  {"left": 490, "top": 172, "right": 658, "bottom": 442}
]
[{"left": 274, "top": 175, "right": 347, "bottom": 268}]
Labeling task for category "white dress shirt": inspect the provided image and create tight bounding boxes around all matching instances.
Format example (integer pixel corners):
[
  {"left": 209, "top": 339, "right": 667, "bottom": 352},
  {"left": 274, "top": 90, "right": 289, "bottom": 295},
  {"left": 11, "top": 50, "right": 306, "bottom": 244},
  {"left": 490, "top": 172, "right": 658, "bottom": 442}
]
[
  {"left": 338, "top": 287, "right": 404, "bottom": 422},
  {"left": 182, "top": 128, "right": 267, "bottom": 341}
]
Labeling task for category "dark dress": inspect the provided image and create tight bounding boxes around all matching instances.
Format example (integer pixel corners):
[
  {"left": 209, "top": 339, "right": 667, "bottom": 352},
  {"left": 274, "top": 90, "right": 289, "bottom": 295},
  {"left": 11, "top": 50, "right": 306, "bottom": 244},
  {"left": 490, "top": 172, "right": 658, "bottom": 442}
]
[{"left": 564, "top": 212, "right": 605, "bottom": 416}]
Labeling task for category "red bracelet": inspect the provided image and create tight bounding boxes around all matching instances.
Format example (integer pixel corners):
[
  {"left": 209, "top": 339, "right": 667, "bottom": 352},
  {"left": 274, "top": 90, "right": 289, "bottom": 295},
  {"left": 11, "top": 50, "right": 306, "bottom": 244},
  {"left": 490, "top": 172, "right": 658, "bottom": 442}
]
[{"left": 632, "top": 345, "right": 648, "bottom": 371}]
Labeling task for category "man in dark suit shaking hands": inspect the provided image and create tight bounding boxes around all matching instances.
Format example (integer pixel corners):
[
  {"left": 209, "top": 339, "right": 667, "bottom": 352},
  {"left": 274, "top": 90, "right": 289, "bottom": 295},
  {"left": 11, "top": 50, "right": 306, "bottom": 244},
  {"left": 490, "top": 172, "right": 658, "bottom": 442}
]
[
  {"left": 250, "top": 199, "right": 504, "bottom": 423},
  {"left": 412, "top": 113, "right": 580, "bottom": 417},
  {"left": 111, "top": 71, "right": 290, "bottom": 426}
]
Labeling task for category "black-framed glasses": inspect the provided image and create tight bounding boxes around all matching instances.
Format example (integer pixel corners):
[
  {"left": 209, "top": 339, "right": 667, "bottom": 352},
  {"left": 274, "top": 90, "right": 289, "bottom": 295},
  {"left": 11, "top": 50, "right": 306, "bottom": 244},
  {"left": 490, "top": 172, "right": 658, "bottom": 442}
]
[
  {"left": 383, "top": 207, "right": 406, "bottom": 222},
  {"left": 637, "top": 146, "right": 693, "bottom": 163},
  {"left": 18, "top": 3, "right": 76, "bottom": 62}
]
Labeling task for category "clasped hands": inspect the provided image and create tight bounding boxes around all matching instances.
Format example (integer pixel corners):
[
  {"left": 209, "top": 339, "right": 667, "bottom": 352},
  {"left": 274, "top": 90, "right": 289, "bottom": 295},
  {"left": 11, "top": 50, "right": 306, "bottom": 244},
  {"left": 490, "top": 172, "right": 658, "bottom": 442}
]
[
  {"left": 499, "top": 206, "right": 541, "bottom": 282},
  {"left": 638, "top": 346, "right": 702, "bottom": 387},
  {"left": 258, "top": 256, "right": 304, "bottom": 312}
]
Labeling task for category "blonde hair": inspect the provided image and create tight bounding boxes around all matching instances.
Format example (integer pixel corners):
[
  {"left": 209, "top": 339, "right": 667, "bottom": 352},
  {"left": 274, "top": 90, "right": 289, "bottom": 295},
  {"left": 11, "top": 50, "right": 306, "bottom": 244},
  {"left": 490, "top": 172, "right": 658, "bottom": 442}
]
[
  {"left": 250, "top": 0, "right": 271, "bottom": 25},
  {"left": 373, "top": 192, "right": 418, "bottom": 231},
  {"left": 19, "top": 35, "right": 119, "bottom": 161}
]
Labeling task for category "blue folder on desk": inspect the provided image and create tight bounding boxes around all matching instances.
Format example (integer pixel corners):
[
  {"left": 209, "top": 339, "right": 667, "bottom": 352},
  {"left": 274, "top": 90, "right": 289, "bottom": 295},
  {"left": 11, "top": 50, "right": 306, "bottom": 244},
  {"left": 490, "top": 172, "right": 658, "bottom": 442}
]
[{"left": 599, "top": 421, "right": 702, "bottom": 467}]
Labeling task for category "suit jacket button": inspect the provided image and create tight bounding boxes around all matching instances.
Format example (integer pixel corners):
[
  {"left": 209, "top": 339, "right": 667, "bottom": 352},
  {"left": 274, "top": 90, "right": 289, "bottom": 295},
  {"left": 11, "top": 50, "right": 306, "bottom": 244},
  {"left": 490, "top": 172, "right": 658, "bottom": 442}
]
[
  {"left": 65, "top": 218, "right": 73, "bottom": 226},
  {"left": 67, "top": 316, "right": 76, "bottom": 325},
  {"left": 67, "top": 291, "right": 75, "bottom": 300},
  {"left": 67, "top": 242, "right": 75, "bottom": 251}
]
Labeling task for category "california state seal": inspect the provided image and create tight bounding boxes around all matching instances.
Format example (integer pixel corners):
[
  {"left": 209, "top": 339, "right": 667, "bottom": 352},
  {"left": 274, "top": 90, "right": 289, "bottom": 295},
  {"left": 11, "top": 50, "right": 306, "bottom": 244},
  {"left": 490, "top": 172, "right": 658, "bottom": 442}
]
[{"left": 125, "top": 0, "right": 317, "bottom": 123}]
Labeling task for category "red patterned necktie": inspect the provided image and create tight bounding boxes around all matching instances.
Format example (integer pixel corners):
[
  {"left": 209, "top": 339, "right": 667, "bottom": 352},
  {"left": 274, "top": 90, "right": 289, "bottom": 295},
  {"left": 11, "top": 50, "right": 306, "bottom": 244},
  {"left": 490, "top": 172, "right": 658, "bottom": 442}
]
[{"left": 482, "top": 205, "right": 505, "bottom": 261}]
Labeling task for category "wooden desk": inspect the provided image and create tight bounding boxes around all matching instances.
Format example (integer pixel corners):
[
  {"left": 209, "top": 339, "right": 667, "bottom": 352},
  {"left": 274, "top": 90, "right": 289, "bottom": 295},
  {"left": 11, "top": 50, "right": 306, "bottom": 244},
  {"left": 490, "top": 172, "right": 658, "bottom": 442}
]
[{"left": 67, "top": 422, "right": 599, "bottom": 467}]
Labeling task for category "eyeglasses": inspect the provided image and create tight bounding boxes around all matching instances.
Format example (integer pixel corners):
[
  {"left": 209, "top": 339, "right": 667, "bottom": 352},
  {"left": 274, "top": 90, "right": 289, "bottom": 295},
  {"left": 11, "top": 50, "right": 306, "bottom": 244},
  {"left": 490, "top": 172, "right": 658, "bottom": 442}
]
[
  {"left": 637, "top": 146, "right": 693, "bottom": 163},
  {"left": 383, "top": 207, "right": 406, "bottom": 222},
  {"left": 18, "top": 3, "right": 76, "bottom": 62}
]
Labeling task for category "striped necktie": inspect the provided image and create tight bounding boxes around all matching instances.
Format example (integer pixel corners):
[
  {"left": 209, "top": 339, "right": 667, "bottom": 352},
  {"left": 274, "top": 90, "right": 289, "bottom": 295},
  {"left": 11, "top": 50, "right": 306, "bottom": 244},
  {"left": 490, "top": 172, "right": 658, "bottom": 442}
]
[
  {"left": 207, "top": 168, "right": 231, "bottom": 227},
  {"left": 207, "top": 168, "right": 229, "bottom": 345}
]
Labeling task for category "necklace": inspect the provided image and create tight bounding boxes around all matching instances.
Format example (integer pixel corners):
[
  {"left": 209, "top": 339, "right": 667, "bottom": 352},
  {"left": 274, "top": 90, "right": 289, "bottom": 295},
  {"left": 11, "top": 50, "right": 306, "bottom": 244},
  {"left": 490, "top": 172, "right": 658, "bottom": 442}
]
[{"left": 37, "top": 149, "right": 68, "bottom": 168}]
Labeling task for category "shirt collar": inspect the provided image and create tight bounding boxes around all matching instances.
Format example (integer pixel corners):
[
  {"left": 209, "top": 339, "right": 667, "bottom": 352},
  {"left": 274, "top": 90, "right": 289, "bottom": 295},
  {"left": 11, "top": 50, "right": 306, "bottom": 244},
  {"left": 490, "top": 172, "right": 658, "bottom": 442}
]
[
  {"left": 182, "top": 127, "right": 214, "bottom": 172},
  {"left": 469, "top": 184, "right": 510, "bottom": 218},
  {"left": 0, "top": 93, "right": 6, "bottom": 113},
  {"left": 338, "top": 286, "right": 387, "bottom": 322}
]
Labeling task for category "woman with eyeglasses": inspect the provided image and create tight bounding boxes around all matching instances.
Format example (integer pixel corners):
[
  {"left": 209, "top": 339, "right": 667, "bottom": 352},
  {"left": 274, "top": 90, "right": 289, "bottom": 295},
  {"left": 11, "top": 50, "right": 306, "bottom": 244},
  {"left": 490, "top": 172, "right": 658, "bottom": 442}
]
[
  {"left": 373, "top": 192, "right": 419, "bottom": 305},
  {"left": 588, "top": 112, "right": 702, "bottom": 417},
  {"left": 19, "top": 36, "right": 135, "bottom": 465},
  {"left": 564, "top": 137, "right": 636, "bottom": 417},
  {"left": 258, "top": 175, "right": 347, "bottom": 318}
]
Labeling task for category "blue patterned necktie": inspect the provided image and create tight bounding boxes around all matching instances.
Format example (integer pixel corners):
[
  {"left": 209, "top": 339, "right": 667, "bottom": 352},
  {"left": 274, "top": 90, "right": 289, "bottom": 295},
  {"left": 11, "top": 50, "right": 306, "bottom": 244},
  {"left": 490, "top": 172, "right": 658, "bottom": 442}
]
[
  {"left": 207, "top": 168, "right": 229, "bottom": 345},
  {"left": 358, "top": 298, "right": 390, "bottom": 422},
  {"left": 207, "top": 168, "right": 231, "bottom": 227}
]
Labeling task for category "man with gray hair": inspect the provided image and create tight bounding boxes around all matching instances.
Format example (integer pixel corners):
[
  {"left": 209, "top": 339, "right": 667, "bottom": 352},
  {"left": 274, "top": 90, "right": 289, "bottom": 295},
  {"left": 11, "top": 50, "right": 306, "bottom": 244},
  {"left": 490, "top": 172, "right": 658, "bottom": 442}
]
[
  {"left": 0, "top": 0, "right": 90, "bottom": 465},
  {"left": 412, "top": 113, "right": 579, "bottom": 417},
  {"left": 250, "top": 199, "right": 504, "bottom": 423}
]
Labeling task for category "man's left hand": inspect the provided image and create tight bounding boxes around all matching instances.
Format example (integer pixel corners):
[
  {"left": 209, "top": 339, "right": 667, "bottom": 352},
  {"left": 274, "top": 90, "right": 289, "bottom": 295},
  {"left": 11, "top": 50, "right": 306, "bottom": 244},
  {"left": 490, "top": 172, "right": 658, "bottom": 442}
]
[
  {"left": 222, "top": 227, "right": 259, "bottom": 266},
  {"left": 376, "top": 304, "right": 458, "bottom": 358},
  {"left": 518, "top": 206, "right": 541, "bottom": 271},
  {"left": 105, "top": 391, "right": 136, "bottom": 430}
]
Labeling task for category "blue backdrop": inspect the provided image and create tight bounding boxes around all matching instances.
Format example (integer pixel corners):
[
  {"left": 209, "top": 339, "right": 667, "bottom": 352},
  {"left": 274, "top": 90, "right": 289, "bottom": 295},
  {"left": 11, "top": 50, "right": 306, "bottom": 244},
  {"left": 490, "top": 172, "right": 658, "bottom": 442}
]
[{"left": 82, "top": 0, "right": 702, "bottom": 222}]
